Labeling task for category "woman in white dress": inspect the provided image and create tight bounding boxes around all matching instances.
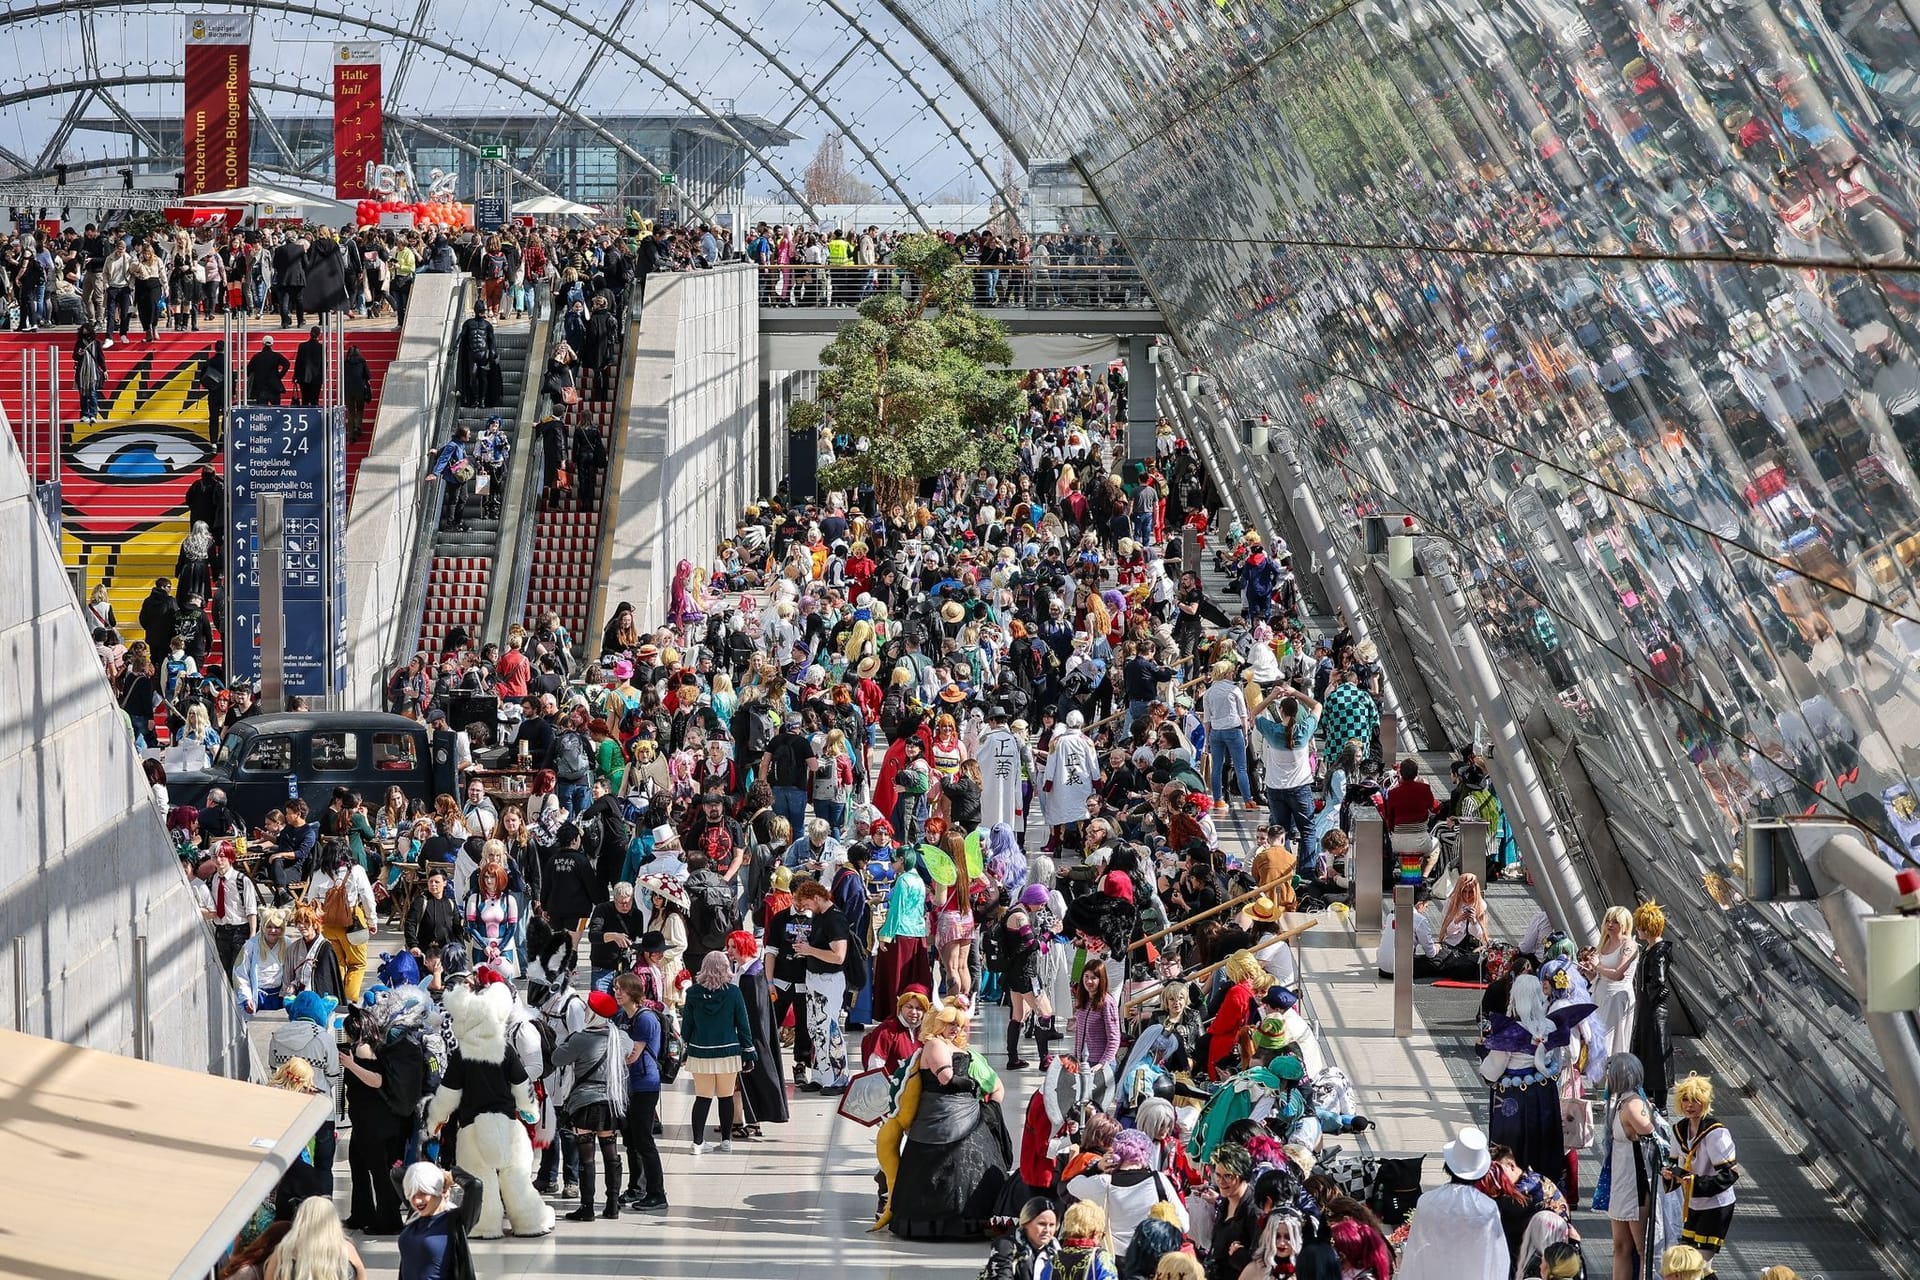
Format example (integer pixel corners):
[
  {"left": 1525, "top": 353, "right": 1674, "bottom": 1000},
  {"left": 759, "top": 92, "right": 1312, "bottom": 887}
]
[
  {"left": 1591, "top": 905, "right": 1640, "bottom": 1070},
  {"left": 1603, "top": 1051, "right": 1656, "bottom": 1280}
]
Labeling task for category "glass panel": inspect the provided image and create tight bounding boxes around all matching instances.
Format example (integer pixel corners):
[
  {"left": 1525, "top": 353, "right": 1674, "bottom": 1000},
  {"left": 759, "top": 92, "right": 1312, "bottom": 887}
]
[
  {"left": 241, "top": 735, "right": 293, "bottom": 773},
  {"left": 309, "top": 731, "right": 358, "bottom": 772}
]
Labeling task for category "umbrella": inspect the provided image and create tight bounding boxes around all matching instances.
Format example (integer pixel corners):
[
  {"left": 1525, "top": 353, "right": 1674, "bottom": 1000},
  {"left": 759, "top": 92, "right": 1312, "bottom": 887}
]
[
  {"left": 921, "top": 845, "right": 956, "bottom": 886},
  {"left": 638, "top": 872, "right": 688, "bottom": 911},
  {"left": 836, "top": 1066, "right": 898, "bottom": 1127},
  {"left": 512, "top": 195, "right": 600, "bottom": 217},
  {"left": 182, "top": 184, "right": 332, "bottom": 209}
]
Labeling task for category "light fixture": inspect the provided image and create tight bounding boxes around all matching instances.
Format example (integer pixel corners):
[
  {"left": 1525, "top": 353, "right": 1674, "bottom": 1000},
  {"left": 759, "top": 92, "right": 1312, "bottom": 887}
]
[{"left": 1180, "top": 370, "right": 1201, "bottom": 394}]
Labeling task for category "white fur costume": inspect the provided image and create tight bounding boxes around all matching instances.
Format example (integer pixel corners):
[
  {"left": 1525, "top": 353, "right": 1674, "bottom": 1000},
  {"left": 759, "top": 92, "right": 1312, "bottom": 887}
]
[{"left": 425, "top": 984, "right": 556, "bottom": 1239}]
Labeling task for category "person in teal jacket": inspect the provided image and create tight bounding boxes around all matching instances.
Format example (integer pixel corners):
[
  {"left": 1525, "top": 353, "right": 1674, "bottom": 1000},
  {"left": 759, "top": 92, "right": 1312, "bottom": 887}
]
[
  {"left": 874, "top": 837, "right": 934, "bottom": 1019},
  {"left": 681, "top": 951, "right": 757, "bottom": 1152}
]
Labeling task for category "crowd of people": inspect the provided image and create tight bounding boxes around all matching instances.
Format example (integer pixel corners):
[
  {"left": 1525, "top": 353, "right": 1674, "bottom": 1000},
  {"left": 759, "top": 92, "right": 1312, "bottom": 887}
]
[{"left": 116, "top": 306, "right": 1803, "bottom": 1280}]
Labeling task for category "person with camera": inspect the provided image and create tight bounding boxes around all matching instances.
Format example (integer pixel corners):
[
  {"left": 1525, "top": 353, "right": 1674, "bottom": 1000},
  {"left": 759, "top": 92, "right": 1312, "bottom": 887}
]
[{"left": 587, "top": 882, "right": 649, "bottom": 994}]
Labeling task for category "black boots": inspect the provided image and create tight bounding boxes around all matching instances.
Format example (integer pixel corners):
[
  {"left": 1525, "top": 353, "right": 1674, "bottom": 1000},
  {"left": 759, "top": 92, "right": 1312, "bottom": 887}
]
[
  {"left": 1030, "top": 1014, "right": 1060, "bottom": 1065},
  {"left": 601, "top": 1135, "right": 623, "bottom": 1220},
  {"left": 1007, "top": 1015, "right": 1030, "bottom": 1070},
  {"left": 565, "top": 1142, "right": 597, "bottom": 1222}
]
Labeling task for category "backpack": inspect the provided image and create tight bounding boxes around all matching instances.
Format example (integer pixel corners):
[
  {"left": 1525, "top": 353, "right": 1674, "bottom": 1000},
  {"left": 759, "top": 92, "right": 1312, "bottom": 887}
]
[
  {"left": 321, "top": 875, "right": 356, "bottom": 931},
  {"left": 553, "top": 730, "right": 592, "bottom": 779},
  {"left": 656, "top": 1013, "right": 687, "bottom": 1084},
  {"left": 842, "top": 932, "right": 869, "bottom": 991}
]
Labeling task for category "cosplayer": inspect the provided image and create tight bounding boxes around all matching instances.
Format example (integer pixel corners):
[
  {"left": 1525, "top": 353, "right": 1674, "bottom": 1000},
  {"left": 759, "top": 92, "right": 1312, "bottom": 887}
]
[
  {"left": 874, "top": 1004, "right": 1012, "bottom": 1237},
  {"left": 1479, "top": 973, "right": 1591, "bottom": 1195},
  {"left": 727, "top": 930, "right": 790, "bottom": 1133},
  {"left": 998, "top": 882, "right": 1062, "bottom": 1070},
  {"left": 1667, "top": 1073, "right": 1739, "bottom": 1259},
  {"left": 1203, "top": 951, "right": 1274, "bottom": 1079},
  {"left": 425, "top": 982, "right": 557, "bottom": 1239},
  {"left": 863, "top": 985, "right": 934, "bottom": 1076}
]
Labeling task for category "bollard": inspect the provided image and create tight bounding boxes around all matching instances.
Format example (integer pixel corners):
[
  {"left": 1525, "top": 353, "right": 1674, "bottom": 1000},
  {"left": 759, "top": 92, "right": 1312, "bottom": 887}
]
[
  {"left": 1457, "top": 818, "right": 1490, "bottom": 887},
  {"left": 1354, "top": 811, "right": 1384, "bottom": 933},
  {"left": 1394, "top": 884, "right": 1416, "bottom": 1036},
  {"left": 1379, "top": 712, "right": 1399, "bottom": 767}
]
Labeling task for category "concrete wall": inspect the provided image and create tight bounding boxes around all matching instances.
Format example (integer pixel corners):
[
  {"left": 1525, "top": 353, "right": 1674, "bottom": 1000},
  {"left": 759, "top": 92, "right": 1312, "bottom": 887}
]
[
  {"left": 340, "top": 273, "right": 466, "bottom": 708},
  {"left": 604, "top": 266, "right": 760, "bottom": 630},
  {"left": 0, "top": 412, "right": 247, "bottom": 1077}
]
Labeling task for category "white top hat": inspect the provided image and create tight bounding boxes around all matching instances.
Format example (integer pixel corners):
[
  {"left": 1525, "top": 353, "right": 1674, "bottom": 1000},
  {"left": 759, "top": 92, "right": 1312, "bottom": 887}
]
[{"left": 1443, "top": 1126, "right": 1492, "bottom": 1181}]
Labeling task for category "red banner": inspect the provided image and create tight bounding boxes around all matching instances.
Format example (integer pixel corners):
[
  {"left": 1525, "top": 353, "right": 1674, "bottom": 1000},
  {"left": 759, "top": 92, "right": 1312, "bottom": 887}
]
[
  {"left": 183, "top": 15, "right": 251, "bottom": 197},
  {"left": 333, "top": 42, "right": 383, "bottom": 201}
]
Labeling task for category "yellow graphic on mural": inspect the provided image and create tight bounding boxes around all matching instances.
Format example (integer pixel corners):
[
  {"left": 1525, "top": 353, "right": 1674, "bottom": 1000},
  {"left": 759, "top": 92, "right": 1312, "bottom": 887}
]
[{"left": 63, "top": 344, "right": 220, "bottom": 641}]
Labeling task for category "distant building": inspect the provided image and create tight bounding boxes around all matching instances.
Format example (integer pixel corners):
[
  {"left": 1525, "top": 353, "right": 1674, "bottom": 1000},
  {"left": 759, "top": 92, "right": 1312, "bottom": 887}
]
[{"left": 75, "top": 110, "right": 798, "bottom": 217}]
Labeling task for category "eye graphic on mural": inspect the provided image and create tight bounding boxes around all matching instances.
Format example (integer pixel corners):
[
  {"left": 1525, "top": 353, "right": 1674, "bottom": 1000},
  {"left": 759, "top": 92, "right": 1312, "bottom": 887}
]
[{"left": 68, "top": 427, "right": 215, "bottom": 481}]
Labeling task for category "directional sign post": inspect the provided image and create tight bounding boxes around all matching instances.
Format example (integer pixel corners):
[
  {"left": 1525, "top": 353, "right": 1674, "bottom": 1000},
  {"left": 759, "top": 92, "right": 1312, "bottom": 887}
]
[
  {"left": 474, "top": 196, "right": 506, "bottom": 231},
  {"left": 225, "top": 405, "right": 347, "bottom": 699}
]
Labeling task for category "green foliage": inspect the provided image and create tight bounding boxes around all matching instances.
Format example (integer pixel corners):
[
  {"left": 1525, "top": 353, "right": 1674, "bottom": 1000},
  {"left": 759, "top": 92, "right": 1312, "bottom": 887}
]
[{"left": 795, "top": 232, "right": 1022, "bottom": 497}]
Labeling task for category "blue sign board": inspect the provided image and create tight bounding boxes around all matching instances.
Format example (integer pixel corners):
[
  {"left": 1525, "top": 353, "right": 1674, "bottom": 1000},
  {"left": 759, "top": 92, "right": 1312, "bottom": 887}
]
[
  {"left": 225, "top": 405, "right": 348, "bottom": 697},
  {"left": 474, "top": 196, "right": 506, "bottom": 231}
]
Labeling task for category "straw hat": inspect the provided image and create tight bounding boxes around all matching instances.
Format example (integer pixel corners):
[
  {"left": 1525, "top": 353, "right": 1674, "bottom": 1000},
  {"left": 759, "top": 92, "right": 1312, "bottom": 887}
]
[
  {"left": 941, "top": 600, "right": 966, "bottom": 624},
  {"left": 856, "top": 656, "right": 880, "bottom": 678}
]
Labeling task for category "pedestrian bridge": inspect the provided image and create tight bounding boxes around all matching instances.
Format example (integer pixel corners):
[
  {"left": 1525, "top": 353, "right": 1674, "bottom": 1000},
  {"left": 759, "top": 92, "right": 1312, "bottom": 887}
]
[{"left": 754, "top": 265, "right": 1167, "bottom": 370}]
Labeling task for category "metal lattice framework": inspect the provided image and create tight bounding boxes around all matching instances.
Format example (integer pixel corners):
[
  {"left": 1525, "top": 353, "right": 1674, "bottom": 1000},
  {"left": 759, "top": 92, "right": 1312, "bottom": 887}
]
[
  {"left": 0, "top": 0, "right": 821, "bottom": 219},
  {"left": 0, "top": 68, "right": 564, "bottom": 197},
  {"left": 0, "top": 0, "right": 1026, "bottom": 226}
]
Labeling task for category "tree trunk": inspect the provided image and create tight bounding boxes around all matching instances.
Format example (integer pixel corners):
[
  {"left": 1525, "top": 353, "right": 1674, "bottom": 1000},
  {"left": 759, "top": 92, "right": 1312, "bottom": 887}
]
[{"left": 874, "top": 473, "right": 918, "bottom": 512}]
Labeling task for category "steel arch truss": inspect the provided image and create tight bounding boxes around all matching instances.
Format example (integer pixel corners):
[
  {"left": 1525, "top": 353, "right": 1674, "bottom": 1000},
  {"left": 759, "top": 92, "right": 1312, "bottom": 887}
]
[
  {"left": 0, "top": 0, "right": 825, "bottom": 220},
  {"left": 0, "top": 68, "right": 563, "bottom": 196}
]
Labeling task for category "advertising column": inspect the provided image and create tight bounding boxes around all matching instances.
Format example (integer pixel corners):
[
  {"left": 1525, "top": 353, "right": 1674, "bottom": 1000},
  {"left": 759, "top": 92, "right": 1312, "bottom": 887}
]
[
  {"left": 333, "top": 41, "right": 383, "bottom": 201},
  {"left": 183, "top": 14, "right": 252, "bottom": 197}
]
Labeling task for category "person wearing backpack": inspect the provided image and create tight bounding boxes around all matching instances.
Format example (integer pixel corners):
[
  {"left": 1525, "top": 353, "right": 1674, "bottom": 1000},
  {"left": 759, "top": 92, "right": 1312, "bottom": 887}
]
[
  {"left": 683, "top": 849, "right": 740, "bottom": 975},
  {"left": 547, "top": 711, "right": 596, "bottom": 817},
  {"left": 532, "top": 953, "right": 587, "bottom": 1201},
  {"left": 303, "top": 837, "right": 377, "bottom": 1000},
  {"left": 611, "top": 971, "right": 667, "bottom": 1211},
  {"left": 428, "top": 424, "right": 474, "bottom": 533}
]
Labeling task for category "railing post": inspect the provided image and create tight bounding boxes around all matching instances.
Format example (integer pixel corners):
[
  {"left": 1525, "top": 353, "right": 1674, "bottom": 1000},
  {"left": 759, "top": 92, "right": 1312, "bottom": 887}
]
[
  {"left": 1393, "top": 884, "right": 1416, "bottom": 1036},
  {"left": 1353, "top": 810, "right": 1384, "bottom": 933},
  {"left": 1457, "top": 818, "right": 1490, "bottom": 887},
  {"left": 12, "top": 935, "right": 25, "bottom": 1033},
  {"left": 131, "top": 933, "right": 149, "bottom": 1060}
]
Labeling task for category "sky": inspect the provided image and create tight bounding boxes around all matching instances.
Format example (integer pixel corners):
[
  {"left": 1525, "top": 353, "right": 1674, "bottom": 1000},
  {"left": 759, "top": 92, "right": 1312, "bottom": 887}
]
[{"left": 0, "top": 0, "right": 1014, "bottom": 209}]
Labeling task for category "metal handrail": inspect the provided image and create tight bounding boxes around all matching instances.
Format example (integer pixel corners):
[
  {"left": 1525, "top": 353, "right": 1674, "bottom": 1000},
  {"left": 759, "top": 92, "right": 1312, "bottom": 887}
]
[
  {"left": 491, "top": 280, "right": 555, "bottom": 646},
  {"left": 389, "top": 275, "right": 475, "bottom": 673},
  {"left": 751, "top": 261, "right": 1158, "bottom": 310}
]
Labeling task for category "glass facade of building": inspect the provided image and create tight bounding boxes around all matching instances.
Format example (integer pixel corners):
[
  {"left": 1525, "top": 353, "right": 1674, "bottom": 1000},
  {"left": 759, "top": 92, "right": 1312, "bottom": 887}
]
[{"left": 898, "top": 0, "right": 1920, "bottom": 1250}]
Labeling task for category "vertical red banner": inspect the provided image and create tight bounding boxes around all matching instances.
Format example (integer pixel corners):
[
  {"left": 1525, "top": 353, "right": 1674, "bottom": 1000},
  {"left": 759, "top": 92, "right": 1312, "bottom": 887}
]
[
  {"left": 183, "top": 14, "right": 251, "bottom": 197},
  {"left": 333, "top": 42, "right": 383, "bottom": 201}
]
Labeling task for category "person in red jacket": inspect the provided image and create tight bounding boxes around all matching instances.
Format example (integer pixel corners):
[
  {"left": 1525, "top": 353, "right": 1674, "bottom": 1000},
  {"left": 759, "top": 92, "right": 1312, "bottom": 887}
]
[
  {"left": 860, "top": 985, "right": 931, "bottom": 1077},
  {"left": 1380, "top": 757, "right": 1439, "bottom": 829},
  {"left": 845, "top": 542, "right": 877, "bottom": 596},
  {"left": 1203, "top": 950, "right": 1270, "bottom": 1079},
  {"left": 853, "top": 655, "right": 884, "bottom": 729},
  {"left": 493, "top": 634, "right": 531, "bottom": 698}
]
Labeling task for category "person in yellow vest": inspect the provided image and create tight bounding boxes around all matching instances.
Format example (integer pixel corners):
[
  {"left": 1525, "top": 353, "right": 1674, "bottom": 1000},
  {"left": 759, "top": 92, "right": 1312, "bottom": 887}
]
[{"left": 826, "top": 228, "right": 854, "bottom": 304}]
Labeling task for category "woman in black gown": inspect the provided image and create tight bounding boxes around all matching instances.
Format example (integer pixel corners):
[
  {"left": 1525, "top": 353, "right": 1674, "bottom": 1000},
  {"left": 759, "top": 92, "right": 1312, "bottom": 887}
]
[
  {"left": 728, "top": 930, "right": 789, "bottom": 1135},
  {"left": 1630, "top": 902, "right": 1673, "bottom": 1110},
  {"left": 875, "top": 1004, "right": 1012, "bottom": 1239}
]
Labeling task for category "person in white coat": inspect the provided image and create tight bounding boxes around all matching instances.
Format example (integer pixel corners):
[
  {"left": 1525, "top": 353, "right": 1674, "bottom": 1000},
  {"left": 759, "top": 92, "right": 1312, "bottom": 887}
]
[
  {"left": 976, "top": 704, "right": 1029, "bottom": 835},
  {"left": 1040, "top": 711, "right": 1100, "bottom": 846},
  {"left": 1398, "top": 1126, "right": 1510, "bottom": 1280}
]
